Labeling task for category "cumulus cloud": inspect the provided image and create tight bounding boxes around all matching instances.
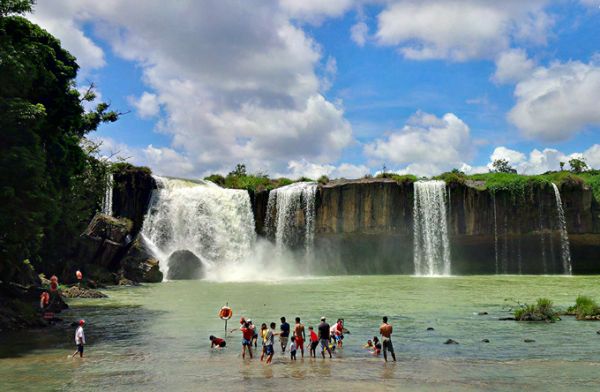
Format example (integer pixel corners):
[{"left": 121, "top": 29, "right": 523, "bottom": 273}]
[
  {"left": 28, "top": 1, "right": 105, "bottom": 72},
  {"left": 508, "top": 59, "right": 600, "bottom": 141},
  {"left": 31, "top": 0, "right": 354, "bottom": 176},
  {"left": 128, "top": 92, "right": 160, "bottom": 119},
  {"left": 375, "top": 1, "right": 551, "bottom": 61},
  {"left": 493, "top": 49, "right": 535, "bottom": 84},
  {"left": 364, "top": 111, "right": 473, "bottom": 176},
  {"left": 280, "top": 0, "right": 355, "bottom": 23},
  {"left": 284, "top": 160, "right": 370, "bottom": 179},
  {"left": 486, "top": 145, "right": 600, "bottom": 174},
  {"left": 350, "top": 21, "right": 369, "bottom": 46}
]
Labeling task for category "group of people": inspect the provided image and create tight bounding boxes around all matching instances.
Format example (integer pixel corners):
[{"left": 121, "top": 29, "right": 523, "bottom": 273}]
[{"left": 210, "top": 316, "right": 397, "bottom": 364}]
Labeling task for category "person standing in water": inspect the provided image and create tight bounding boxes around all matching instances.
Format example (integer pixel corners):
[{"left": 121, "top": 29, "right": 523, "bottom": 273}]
[
  {"left": 293, "top": 317, "right": 306, "bottom": 359},
  {"left": 279, "top": 316, "right": 290, "bottom": 353},
  {"left": 379, "top": 316, "right": 396, "bottom": 362},
  {"left": 308, "top": 326, "right": 319, "bottom": 358},
  {"left": 265, "top": 322, "right": 278, "bottom": 364},
  {"left": 71, "top": 319, "right": 86, "bottom": 358},
  {"left": 318, "top": 317, "right": 332, "bottom": 359}
]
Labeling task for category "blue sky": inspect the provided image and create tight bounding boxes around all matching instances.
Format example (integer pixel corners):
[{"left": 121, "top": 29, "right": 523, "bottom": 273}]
[{"left": 29, "top": 0, "right": 600, "bottom": 178}]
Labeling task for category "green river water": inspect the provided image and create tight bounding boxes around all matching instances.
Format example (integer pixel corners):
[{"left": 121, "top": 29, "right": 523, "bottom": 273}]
[{"left": 2, "top": 276, "right": 600, "bottom": 391}]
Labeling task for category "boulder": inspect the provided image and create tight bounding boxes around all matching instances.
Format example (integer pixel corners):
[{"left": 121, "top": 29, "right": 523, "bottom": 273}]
[
  {"left": 481, "top": 339, "right": 490, "bottom": 343},
  {"left": 112, "top": 164, "right": 156, "bottom": 235},
  {"left": 61, "top": 286, "right": 108, "bottom": 299},
  {"left": 524, "top": 339, "right": 536, "bottom": 343},
  {"left": 427, "top": 327, "right": 435, "bottom": 331},
  {"left": 444, "top": 339, "right": 459, "bottom": 345},
  {"left": 120, "top": 235, "right": 163, "bottom": 283},
  {"left": 167, "top": 250, "right": 203, "bottom": 280}
]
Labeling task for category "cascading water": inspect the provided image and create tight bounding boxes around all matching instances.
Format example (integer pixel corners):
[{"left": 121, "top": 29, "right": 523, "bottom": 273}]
[
  {"left": 265, "top": 182, "right": 318, "bottom": 256},
  {"left": 101, "top": 173, "right": 113, "bottom": 216},
  {"left": 551, "top": 183, "right": 572, "bottom": 275},
  {"left": 141, "top": 177, "right": 256, "bottom": 280},
  {"left": 413, "top": 180, "right": 451, "bottom": 276}
]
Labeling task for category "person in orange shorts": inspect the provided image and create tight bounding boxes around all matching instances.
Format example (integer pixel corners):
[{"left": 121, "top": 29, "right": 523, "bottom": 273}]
[{"left": 293, "top": 317, "right": 306, "bottom": 359}]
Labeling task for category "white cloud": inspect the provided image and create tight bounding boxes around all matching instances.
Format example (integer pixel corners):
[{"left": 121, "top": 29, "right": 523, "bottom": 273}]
[
  {"left": 128, "top": 92, "right": 160, "bottom": 119},
  {"left": 364, "top": 111, "right": 473, "bottom": 176},
  {"left": 486, "top": 145, "right": 600, "bottom": 174},
  {"left": 508, "top": 59, "right": 600, "bottom": 141},
  {"left": 280, "top": 0, "right": 355, "bottom": 23},
  {"left": 350, "top": 21, "right": 369, "bottom": 46},
  {"left": 29, "top": 2, "right": 105, "bottom": 72},
  {"left": 493, "top": 49, "right": 535, "bottom": 84},
  {"left": 375, "top": 1, "right": 551, "bottom": 61},
  {"left": 36, "top": 0, "right": 354, "bottom": 177},
  {"left": 284, "top": 160, "right": 370, "bottom": 179}
]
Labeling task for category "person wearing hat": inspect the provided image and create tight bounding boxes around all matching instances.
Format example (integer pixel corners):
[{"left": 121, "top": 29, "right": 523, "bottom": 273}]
[
  {"left": 317, "top": 317, "right": 332, "bottom": 358},
  {"left": 71, "top": 319, "right": 86, "bottom": 358}
]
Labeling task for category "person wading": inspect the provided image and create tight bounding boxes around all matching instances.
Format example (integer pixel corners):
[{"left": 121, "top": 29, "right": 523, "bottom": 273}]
[
  {"left": 280, "top": 316, "right": 290, "bottom": 353},
  {"left": 318, "top": 317, "right": 332, "bottom": 359},
  {"left": 379, "top": 316, "right": 396, "bottom": 362},
  {"left": 71, "top": 319, "right": 86, "bottom": 358},
  {"left": 293, "top": 317, "right": 306, "bottom": 359}
]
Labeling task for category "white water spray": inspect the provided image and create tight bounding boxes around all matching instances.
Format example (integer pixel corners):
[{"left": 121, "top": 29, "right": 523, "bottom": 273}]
[
  {"left": 551, "top": 183, "right": 572, "bottom": 275},
  {"left": 101, "top": 173, "right": 113, "bottom": 216},
  {"left": 265, "top": 182, "right": 318, "bottom": 254},
  {"left": 413, "top": 181, "right": 451, "bottom": 276}
]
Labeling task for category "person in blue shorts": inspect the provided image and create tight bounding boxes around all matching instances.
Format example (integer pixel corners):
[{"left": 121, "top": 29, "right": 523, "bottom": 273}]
[{"left": 318, "top": 317, "right": 332, "bottom": 358}]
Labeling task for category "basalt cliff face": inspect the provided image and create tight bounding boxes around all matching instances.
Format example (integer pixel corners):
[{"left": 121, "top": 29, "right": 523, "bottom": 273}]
[
  {"left": 111, "top": 174, "right": 600, "bottom": 275},
  {"left": 251, "top": 179, "right": 600, "bottom": 274}
]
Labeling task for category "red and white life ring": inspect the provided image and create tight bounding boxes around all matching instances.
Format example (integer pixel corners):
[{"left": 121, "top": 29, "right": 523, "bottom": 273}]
[{"left": 218, "top": 306, "right": 233, "bottom": 320}]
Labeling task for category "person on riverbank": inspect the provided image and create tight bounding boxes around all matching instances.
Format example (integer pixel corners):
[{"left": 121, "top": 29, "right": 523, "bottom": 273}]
[
  {"left": 71, "top": 319, "right": 85, "bottom": 358},
  {"left": 308, "top": 326, "right": 319, "bottom": 358},
  {"left": 280, "top": 317, "right": 290, "bottom": 353},
  {"left": 265, "top": 322, "right": 278, "bottom": 364},
  {"left": 318, "top": 317, "right": 332, "bottom": 358},
  {"left": 293, "top": 317, "right": 306, "bottom": 358},
  {"left": 209, "top": 335, "right": 226, "bottom": 348},
  {"left": 379, "top": 316, "right": 396, "bottom": 362},
  {"left": 290, "top": 336, "right": 297, "bottom": 360}
]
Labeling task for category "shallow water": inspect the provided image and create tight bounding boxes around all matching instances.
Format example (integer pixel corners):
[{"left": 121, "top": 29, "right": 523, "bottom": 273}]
[{"left": 2, "top": 276, "right": 600, "bottom": 391}]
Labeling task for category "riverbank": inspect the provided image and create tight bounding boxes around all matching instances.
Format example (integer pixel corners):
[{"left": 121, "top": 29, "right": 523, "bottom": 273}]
[{"left": 2, "top": 276, "right": 600, "bottom": 391}]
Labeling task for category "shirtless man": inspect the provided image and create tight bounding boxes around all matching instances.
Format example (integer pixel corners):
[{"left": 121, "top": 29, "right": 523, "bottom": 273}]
[
  {"left": 293, "top": 317, "right": 306, "bottom": 359},
  {"left": 379, "top": 316, "right": 396, "bottom": 362}
]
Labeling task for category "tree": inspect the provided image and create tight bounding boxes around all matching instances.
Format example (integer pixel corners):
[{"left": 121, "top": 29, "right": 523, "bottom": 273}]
[
  {"left": 569, "top": 158, "right": 588, "bottom": 174},
  {"left": 491, "top": 159, "right": 517, "bottom": 174},
  {"left": 0, "top": 9, "right": 119, "bottom": 281},
  {"left": 559, "top": 161, "right": 565, "bottom": 171},
  {"left": 228, "top": 163, "right": 247, "bottom": 177}
]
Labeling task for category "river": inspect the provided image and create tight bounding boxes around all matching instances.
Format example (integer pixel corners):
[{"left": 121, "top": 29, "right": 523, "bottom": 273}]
[{"left": 2, "top": 276, "right": 600, "bottom": 391}]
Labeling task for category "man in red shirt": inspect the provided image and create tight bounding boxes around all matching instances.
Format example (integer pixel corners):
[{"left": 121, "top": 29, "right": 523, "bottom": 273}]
[{"left": 238, "top": 322, "right": 254, "bottom": 359}]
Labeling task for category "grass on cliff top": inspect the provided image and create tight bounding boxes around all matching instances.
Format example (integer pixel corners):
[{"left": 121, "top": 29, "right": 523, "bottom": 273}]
[{"left": 204, "top": 173, "right": 308, "bottom": 192}]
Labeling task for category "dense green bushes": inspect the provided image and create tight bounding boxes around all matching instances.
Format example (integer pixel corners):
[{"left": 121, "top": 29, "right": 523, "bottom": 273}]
[{"left": 513, "top": 298, "right": 560, "bottom": 322}]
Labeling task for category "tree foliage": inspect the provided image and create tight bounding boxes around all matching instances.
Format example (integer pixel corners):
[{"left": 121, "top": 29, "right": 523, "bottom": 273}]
[
  {"left": 569, "top": 158, "right": 588, "bottom": 173},
  {"left": 0, "top": 11, "right": 118, "bottom": 281},
  {"left": 491, "top": 159, "right": 517, "bottom": 174}
]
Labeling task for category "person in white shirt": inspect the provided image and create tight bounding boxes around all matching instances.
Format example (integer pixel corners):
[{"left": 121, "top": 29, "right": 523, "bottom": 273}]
[{"left": 71, "top": 319, "right": 86, "bottom": 358}]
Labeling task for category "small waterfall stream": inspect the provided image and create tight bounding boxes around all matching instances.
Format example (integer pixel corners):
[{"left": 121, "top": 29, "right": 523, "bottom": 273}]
[
  {"left": 101, "top": 173, "right": 113, "bottom": 216},
  {"left": 413, "top": 181, "right": 451, "bottom": 276},
  {"left": 265, "top": 182, "right": 318, "bottom": 254},
  {"left": 551, "top": 184, "right": 572, "bottom": 275}
]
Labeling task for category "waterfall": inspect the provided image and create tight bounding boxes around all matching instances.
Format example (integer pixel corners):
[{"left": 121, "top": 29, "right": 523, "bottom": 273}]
[
  {"left": 141, "top": 177, "right": 256, "bottom": 279},
  {"left": 265, "top": 182, "right": 317, "bottom": 254},
  {"left": 413, "top": 180, "right": 451, "bottom": 276},
  {"left": 492, "top": 194, "right": 499, "bottom": 274},
  {"left": 101, "top": 173, "right": 113, "bottom": 216},
  {"left": 551, "top": 184, "right": 572, "bottom": 275}
]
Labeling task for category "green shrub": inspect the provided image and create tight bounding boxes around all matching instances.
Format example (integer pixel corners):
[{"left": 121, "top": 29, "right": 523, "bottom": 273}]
[
  {"left": 513, "top": 298, "right": 560, "bottom": 322},
  {"left": 569, "top": 295, "right": 600, "bottom": 320},
  {"left": 318, "top": 175, "right": 329, "bottom": 185}
]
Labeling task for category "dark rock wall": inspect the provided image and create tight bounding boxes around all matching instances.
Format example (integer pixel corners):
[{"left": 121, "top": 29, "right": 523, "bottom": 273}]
[
  {"left": 112, "top": 167, "right": 156, "bottom": 235},
  {"left": 250, "top": 179, "right": 600, "bottom": 274}
]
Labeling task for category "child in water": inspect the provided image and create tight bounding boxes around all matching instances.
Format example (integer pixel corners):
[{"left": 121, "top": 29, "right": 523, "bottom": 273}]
[
  {"left": 364, "top": 339, "right": 373, "bottom": 349},
  {"left": 308, "top": 326, "right": 319, "bottom": 358},
  {"left": 372, "top": 336, "right": 381, "bottom": 356},
  {"left": 260, "top": 323, "right": 268, "bottom": 361},
  {"left": 210, "top": 335, "right": 226, "bottom": 348},
  {"left": 290, "top": 336, "right": 297, "bottom": 360}
]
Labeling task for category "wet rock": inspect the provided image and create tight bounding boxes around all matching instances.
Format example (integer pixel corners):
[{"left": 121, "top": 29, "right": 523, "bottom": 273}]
[
  {"left": 427, "top": 327, "right": 435, "bottom": 331},
  {"left": 596, "top": 330, "right": 600, "bottom": 335},
  {"left": 120, "top": 235, "right": 163, "bottom": 283},
  {"left": 499, "top": 317, "right": 516, "bottom": 321},
  {"left": 478, "top": 312, "right": 488, "bottom": 315},
  {"left": 61, "top": 286, "right": 108, "bottom": 299},
  {"left": 167, "top": 250, "right": 203, "bottom": 280},
  {"left": 444, "top": 339, "right": 459, "bottom": 345},
  {"left": 524, "top": 339, "right": 536, "bottom": 343},
  {"left": 112, "top": 164, "right": 156, "bottom": 235},
  {"left": 481, "top": 339, "right": 490, "bottom": 343},
  {"left": 118, "top": 278, "right": 137, "bottom": 286}
]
